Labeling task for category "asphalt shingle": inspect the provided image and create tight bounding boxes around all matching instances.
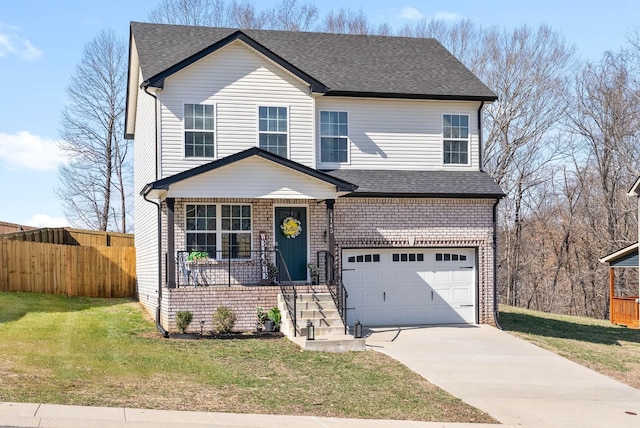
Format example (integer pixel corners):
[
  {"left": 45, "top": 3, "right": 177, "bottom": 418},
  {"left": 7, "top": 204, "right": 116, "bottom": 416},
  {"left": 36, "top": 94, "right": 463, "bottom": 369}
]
[
  {"left": 130, "top": 21, "right": 496, "bottom": 100},
  {"left": 324, "top": 170, "right": 504, "bottom": 198}
]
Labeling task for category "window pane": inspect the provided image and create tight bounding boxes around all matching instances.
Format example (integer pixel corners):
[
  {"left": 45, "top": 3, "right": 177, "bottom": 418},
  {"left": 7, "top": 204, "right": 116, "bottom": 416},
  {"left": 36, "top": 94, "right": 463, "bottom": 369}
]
[
  {"left": 443, "top": 115, "right": 469, "bottom": 165},
  {"left": 320, "top": 111, "right": 348, "bottom": 163},
  {"left": 185, "top": 104, "right": 214, "bottom": 157},
  {"left": 221, "top": 205, "right": 230, "bottom": 217},
  {"left": 221, "top": 219, "right": 230, "bottom": 230}
]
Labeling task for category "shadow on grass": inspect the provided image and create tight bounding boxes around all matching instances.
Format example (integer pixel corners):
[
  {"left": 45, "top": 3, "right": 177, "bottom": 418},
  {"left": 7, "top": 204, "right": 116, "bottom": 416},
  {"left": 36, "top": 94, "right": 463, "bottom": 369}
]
[
  {"left": 499, "top": 309, "right": 640, "bottom": 346},
  {"left": 0, "top": 291, "right": 132, "bottom": 324}
]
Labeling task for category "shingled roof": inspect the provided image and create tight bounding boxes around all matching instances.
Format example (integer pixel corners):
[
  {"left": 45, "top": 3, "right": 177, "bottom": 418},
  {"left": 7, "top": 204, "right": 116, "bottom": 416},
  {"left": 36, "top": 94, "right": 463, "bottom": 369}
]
[
  {"left": 129, "top": 21, "right": 497, "bottom": 101},
  {"left": 324, "top": 170, "right": 505, "bottom": 198}
]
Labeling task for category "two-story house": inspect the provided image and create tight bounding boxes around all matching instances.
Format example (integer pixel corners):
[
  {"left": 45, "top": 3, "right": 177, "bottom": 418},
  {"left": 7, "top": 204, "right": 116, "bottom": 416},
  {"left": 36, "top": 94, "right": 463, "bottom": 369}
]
[{"left": 125, "top": 22, "right": 504, "bottom": 337}]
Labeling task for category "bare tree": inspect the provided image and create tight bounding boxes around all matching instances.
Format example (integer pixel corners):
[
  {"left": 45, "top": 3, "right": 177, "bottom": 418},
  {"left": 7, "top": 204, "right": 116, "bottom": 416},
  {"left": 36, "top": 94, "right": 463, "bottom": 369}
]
[
  {"left": 398, "top": 18, "right": 486, "bottom": 70},
  {"left": 268, "top": 0, "right": 318, "bottom": 31},
  {"left": 319, "top": 8, "right": 373, "bottom": 35},
  {"left": 568, "top": 51, "right": 640, "bottom": 250},
  {"left": 148, "top": 0, "right": 227, "bottom": 26},
  {"left": 148, "top": 0, "right": 319, "bottom": 30},
  {"left": 56, "top": 30, "right": 130, "bottom": 232}
]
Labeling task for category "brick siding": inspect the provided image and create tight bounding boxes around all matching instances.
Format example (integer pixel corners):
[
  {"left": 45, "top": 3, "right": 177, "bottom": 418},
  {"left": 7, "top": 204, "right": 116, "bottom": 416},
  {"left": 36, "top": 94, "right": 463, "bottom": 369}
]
[{"left": 157, "top": 196, "right": 497, "bottom": 330}]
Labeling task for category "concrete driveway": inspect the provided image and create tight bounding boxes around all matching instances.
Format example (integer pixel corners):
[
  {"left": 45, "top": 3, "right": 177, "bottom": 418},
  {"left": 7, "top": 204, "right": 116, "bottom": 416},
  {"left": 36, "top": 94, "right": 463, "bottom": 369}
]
[{"left": 366, "top": 324, "right": 640, "bottom": 428}]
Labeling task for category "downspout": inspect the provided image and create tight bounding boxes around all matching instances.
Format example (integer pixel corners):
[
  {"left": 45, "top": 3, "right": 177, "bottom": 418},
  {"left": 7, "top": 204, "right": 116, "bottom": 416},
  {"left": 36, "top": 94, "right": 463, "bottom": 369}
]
[
  {"left": 477, "top": 101, "right": 485, "bottom": 171},
  {"left": 493, "top": 199, "right": 502, "bottom": 329},
  {"left": 144, "top": 192, "right": 169, "bottom": 338},
  {"left": 143, "top": 84, "right": 169, "bottom": 338}
]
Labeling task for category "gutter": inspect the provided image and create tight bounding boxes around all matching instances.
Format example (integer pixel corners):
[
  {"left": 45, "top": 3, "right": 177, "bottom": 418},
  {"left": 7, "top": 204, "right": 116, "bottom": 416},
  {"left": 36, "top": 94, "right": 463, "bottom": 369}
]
[
  {"left": 477, "top": 101, "right": 485, "bottom": 171},
  {"left": 492, "top": 198, "right": 502, "bottom": 330},
  {"left": 142, "top": 85, "right": 169, "bottom": 338}
]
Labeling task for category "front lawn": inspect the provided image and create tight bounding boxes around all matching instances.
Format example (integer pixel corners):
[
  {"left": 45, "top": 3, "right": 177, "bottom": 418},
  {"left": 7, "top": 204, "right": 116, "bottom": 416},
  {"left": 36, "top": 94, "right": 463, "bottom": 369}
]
[
  {"left": 500, "top": 305, "right": 640, "bottom": 389},
  {"left": 0, "top": 292, "right": 494, "bottom": 423}
]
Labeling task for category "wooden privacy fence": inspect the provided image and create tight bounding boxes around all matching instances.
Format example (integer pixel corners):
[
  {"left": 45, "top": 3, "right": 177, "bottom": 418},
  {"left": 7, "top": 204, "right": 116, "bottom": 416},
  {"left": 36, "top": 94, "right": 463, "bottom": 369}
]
[
  {"left": 2, "top": 227, "right": 134, "bottom": 247},
  {"left": 0, "top": 239, "right": 136, "bottom": 298}
]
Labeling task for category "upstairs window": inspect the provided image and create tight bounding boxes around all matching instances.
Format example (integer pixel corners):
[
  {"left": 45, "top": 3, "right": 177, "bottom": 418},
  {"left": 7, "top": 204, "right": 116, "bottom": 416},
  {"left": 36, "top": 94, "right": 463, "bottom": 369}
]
[
  {"left": 259, "top": 106, "right": 288, "bottom": 158},
  {"left": 320, "top": 111, "right": 349, "bottom": 163},
  {"left": 443, "top": 114, "right": 469, "bottom": 165},
  {"left": 184, "top": 104, "right": 214, "bottom": 158}
]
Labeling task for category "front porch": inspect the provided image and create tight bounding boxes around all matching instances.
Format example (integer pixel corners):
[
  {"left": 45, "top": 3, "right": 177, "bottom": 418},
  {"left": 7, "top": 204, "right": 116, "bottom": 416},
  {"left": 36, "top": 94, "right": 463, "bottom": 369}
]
[{"left": 601, "top": 243, "right": 640, "bottom": 329}]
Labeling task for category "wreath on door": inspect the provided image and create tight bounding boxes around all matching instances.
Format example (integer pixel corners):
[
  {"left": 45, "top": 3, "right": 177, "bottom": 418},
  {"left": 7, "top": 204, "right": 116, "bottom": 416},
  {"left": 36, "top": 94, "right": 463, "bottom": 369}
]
[{"left": 281, "top": 216, "right": 302, "bottom": 239}]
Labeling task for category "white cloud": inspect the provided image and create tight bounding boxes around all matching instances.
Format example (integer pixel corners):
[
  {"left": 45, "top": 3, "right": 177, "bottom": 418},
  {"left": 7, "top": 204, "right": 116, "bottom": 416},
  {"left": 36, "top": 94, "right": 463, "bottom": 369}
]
[
  {"left": 400, "top": 6, "right": 425, "bottom": 20},
  {"left": 0, "top": 131, "right": 66, "bottom": 171},
  {"left": 24, "top": 214, "right": 70, "bottom": 228},
  {"left": 0, "top": 23, "right": 42, "bottom": 60},
  {"left": 433, "top": 11, "right": 464, "bottom": 21}
]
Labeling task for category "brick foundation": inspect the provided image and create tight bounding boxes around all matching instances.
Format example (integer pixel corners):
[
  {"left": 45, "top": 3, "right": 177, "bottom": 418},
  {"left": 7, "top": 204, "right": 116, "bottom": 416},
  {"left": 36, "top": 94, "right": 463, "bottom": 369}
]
[{"left": 161, "top": 284, "right": 329, "bottom": 333}]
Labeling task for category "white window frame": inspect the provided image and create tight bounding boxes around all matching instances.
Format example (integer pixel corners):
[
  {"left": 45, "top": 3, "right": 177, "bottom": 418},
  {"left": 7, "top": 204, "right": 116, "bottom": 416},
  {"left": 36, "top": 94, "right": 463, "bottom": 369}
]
[
  {"left": 319, "top": 110, "right": 350, "bottom": 165},
  {"left": 442, "top": 113, "right": 470, "bottom": 166},
  {"left": 183, "top": 102, "right": 216, "bottom": 159},
  {"left": 257, "top": 105, "right": 289, "bottom": 158},
  {"left": 185, "top": 203, "right": 252, "bottom": 260}
]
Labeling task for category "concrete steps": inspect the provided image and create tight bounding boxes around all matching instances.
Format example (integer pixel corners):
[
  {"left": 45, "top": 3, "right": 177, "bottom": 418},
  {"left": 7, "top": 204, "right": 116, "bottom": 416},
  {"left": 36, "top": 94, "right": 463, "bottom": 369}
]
[{"left": 278, "top": 292, "right": 364, "bottom": 351}]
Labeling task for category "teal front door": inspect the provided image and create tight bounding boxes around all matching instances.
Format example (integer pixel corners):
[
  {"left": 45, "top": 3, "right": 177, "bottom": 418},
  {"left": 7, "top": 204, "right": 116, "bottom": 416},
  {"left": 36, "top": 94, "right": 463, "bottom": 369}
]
[{"left": 275, "top": 207, "right": 308, "bottom": 281}]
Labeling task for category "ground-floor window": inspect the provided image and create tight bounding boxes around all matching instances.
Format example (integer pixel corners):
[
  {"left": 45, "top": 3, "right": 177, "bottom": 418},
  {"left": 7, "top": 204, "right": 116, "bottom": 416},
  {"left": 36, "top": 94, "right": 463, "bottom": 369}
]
[{"left": 186, "top": 203, "right": 252, "bottom": 259}]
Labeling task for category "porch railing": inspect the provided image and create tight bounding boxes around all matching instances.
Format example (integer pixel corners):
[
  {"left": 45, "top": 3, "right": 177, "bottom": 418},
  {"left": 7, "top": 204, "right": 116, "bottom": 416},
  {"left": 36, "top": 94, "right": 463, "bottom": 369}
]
[
  {"left": 275, "top": 249, "right": 299, "bottom": 337},
  {"left": 175, "top": 249, "right": 282, "bottom": 287},
  {"left": 318, "top": 250, "right": 348, "bottom": 334},
  {"left": 611, "top": 296, "right": 640, "bottom": 328}
]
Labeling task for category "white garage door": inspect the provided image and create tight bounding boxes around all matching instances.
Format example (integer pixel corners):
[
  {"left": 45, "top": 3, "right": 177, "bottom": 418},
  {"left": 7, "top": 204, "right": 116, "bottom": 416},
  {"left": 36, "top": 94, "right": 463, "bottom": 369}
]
[{"left": 342, "top": 248, "right": 476, "bottom": 326}]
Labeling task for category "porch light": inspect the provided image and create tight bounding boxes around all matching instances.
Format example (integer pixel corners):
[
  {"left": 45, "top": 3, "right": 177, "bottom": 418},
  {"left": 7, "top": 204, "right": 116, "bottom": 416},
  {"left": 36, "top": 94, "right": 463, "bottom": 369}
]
[
  {"left": 306, "top": 320, "right": 315, "bottom": 340},
  {"left": 200, "top": 320, "right": 205, "bottom": 336},
  {"left": 354, "top": 320, "right": 363, "bottom": 338}
]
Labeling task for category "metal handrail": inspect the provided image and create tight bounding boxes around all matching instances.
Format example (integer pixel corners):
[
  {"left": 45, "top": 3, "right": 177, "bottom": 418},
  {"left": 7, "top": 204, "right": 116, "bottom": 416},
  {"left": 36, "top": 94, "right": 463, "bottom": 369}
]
[
  {"left": 275, "top": 249, "right": 299, "bottom": 336},
  {"left": 317, "top": 250, "right": 348, "bottom": 334}
]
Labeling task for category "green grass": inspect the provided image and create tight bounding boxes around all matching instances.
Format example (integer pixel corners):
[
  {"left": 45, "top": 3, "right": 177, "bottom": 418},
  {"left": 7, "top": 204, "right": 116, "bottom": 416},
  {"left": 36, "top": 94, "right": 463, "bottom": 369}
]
[
  {"left": 500, "top": 305, "right": 640, "bottom": 388},
  {"left": 0, "top": 292, "right": 495, "bottom": 423}
]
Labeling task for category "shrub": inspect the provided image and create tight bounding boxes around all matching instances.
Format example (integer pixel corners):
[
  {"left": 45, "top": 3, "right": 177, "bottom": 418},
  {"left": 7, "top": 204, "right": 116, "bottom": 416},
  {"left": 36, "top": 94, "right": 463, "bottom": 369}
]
[
  {"left": 213, "top": 306, "right": 236, "bottom": 334},
  {"left": 256, "top": 306, "right": 268, "bottom": 327},
  {"left": 175, "top": 311, "right": 193, "bottom": 334},
  {"left": 267, "top": 307, "right": 281, "bottom": 330}
]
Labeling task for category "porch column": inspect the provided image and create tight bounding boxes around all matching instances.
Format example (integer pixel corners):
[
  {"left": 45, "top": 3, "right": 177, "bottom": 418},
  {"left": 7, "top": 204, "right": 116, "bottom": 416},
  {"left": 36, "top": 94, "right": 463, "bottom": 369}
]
[
  {"left": 609, "top": 266, "right": 614, "bottom": 323},
  {"left": 166, "top": 198, "right": 176, "bottom": 289},
  {"left": 326, "top": 199, "right": 335, "bottom": 256}
]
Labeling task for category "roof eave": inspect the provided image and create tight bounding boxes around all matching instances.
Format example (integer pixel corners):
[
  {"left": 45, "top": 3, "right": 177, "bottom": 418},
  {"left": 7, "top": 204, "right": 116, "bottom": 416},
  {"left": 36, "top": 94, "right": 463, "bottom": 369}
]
[
  {"left": 323, "top": 90, "right": 498, "bottom": 102},
  {"left": 600, "top": 242, "right": 640, "bottom": 263},
  {"left": 628, "top": 176, "right": 640, "bottom": 196},
  {"left": 341, "top": 192, "right": 505, "bottom": 199}
]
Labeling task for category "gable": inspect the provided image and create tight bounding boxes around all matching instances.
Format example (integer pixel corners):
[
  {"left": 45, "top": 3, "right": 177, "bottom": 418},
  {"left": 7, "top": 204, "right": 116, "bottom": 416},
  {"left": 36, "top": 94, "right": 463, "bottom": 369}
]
[
  {"left": 142, "top": 147, "right": 357, "bottom": 200},
  {"left": 168, "top": 156, "right": 342, "bottom": 199}
]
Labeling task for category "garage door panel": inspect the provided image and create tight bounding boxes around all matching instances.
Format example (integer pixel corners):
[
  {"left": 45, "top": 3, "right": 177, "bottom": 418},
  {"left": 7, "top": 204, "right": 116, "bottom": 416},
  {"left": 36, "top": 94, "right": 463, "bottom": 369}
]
[
  {"left": 452, "top": 287, "right": 471, "bottom": 301},
  {"left": 343, "top": 248, "right": 475, "bottom": 326}
]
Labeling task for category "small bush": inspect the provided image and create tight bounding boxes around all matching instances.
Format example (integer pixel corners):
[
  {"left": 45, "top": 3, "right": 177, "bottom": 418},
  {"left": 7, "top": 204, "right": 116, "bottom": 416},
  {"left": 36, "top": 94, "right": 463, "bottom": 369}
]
[
  {"left": 213, "top": 306, "right": 236, "bottom": 334},
  {"left": 268, "top": 307, "right": 281, "bottom": 330},
  {"left": 175, "top": 311, "right": 193, "bottom": 334}
]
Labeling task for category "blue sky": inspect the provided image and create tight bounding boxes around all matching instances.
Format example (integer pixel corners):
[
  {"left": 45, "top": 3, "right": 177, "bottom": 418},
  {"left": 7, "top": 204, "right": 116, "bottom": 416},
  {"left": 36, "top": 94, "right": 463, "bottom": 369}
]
[{"left": 1, "top": 0, "right": 638, "bottom": 228}]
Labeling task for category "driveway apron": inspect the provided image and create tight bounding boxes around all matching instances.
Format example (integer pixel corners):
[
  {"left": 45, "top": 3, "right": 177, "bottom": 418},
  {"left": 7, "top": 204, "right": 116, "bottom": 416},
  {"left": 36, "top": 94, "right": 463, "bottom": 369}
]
[{"left": 366, "top": 324, "right": 640, "bottom": 428}]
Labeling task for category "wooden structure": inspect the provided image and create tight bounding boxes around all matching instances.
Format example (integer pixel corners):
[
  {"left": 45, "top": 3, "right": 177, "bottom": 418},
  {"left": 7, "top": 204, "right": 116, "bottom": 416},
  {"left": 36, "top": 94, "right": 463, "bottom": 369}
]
[
  {"left": 0, "top": 228, "right": 136, "bottom": 298},
  {"left": 2, "top": 227, "right": 133, "bottom": 247},
  {"left": 0, "top": 220, "right": 35, "bottom": 235},
  {"left": 600, "top": 243, "right": 640, "bottom": 329}
]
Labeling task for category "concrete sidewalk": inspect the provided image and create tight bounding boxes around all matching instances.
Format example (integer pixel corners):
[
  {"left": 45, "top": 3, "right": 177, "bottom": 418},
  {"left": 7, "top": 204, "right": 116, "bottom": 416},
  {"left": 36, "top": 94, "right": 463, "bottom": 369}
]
[
  {"left": 0, "top": 402, "right": 501, "bottom": 428},
  {"left": 366, "top": 325, "right": 640, "bottom": 428}
]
